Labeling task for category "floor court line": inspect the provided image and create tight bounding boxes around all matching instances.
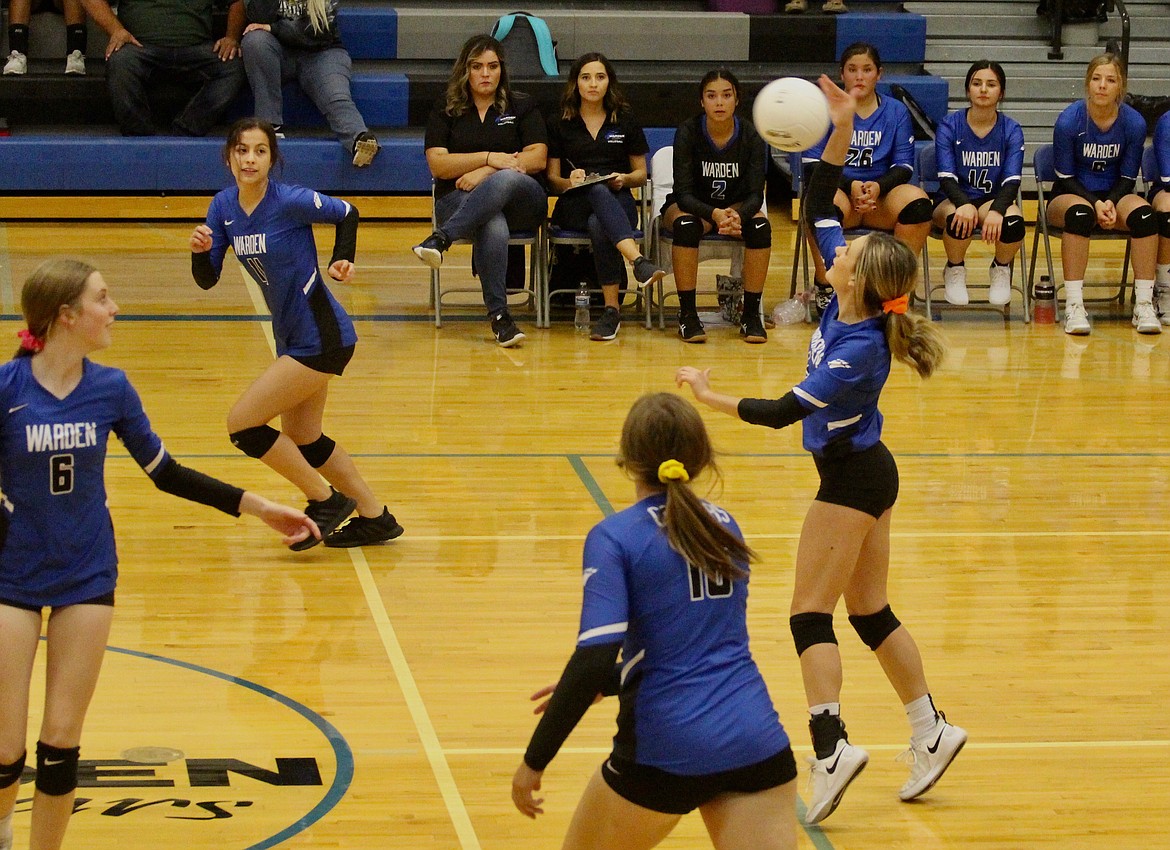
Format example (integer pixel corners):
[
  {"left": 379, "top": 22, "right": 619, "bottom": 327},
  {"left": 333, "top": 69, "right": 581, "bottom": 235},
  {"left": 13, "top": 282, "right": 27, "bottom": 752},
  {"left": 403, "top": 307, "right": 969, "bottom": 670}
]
[{"left": 441, "top": 739, "right": 1170, "bottom": 756}]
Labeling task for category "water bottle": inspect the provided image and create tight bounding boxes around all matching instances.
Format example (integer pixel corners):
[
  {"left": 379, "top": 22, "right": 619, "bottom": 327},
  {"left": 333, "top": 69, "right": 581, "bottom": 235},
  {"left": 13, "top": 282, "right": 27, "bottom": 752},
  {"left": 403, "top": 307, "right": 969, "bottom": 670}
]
[
  {"left": 1032, "top": 275, "right": 1056, "bottom": 324},
  {"left": 771, "top": 297, "right": 807, "bottom": 326},
  {"left": 574, "top": 282, "right": 591, "bottom": 333}
]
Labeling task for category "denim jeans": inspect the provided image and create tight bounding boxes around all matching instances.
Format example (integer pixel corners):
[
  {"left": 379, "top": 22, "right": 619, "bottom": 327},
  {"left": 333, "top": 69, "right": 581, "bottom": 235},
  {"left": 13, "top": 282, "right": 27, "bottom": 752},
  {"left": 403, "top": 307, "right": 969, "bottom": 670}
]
[
  {"left": 241, "top": 30, "right": 368, "bottom": 151},
  {"left": 552, "top": 184, "right": 638, "bottom": 285},
  {"left": 105, "top": 42, "right": 245, "bottom": 136},
  {"left": 435, "top": 169, "right": 547, "bottom": 315}
]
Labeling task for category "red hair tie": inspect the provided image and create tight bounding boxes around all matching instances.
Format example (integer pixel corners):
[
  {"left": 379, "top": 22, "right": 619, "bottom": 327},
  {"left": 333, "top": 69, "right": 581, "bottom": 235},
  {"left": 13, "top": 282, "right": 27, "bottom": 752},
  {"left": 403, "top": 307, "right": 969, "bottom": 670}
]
[
  {"left": 17, "top": 329, "right": 44, "bottom": 352},
  {"left": 881, "top": 294, "right": 909, "bottom": 315}
]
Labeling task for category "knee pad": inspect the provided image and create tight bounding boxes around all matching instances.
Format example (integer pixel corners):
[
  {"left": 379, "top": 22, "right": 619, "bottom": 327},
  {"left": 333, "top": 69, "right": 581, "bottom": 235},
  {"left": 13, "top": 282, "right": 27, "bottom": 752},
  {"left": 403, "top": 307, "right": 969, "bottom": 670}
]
[
  {"left": 1158, "top": 210, "right": 1170, "bottom": 240},
  {"left": 35, "top": 742, "right": 80, "bottom": 796},
  {"left": 1062, "top": 204, "right": 1095, "bottom": 237},
  {"left": 897, "top": 197, "right": 933, "bottom": 226},
  {"left": 790, "top": 612, "right": 837, "bottom": 656},
  {"left": 230, "top": 424, "right": 280, "bottom": 459},
  {"left": 943, "top": 213, "right": 968, "bottom": 240},
  {"left": 743, "top": 217, "right": 772, "bottom": 249},
  {"left": 848, "top": 604, "right": 903, "bottom": 651},
  {"left": 1126, "top": 205, "right": 1158, "bottom": 239},
  {"left": 297, "top": 434, "right": 336, "bottom": 469},
  {"left": 0, "top": 750, "right": 26, "bottom": 789},
  {"left": 1000, "top": 214, "right": 1026, "bottom": 244},
  {"left": 670, "top": 214, "right": 704, "bottom": 248}
]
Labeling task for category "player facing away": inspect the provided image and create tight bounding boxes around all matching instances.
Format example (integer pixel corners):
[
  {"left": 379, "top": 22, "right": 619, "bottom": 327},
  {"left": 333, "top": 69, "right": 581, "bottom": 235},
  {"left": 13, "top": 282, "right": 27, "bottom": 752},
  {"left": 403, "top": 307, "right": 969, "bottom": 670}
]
[
  {"left": 190, "top": 117, "right": 402, "bottom": 550},
  {"left": 678, "top": 76, "right": 967, "bottom": 826},
  {"left": 0, "top": 258, "right": 318, "bottom": 850},
  {"left": 513, "top": 393, "right": 798, "bottom": 850}
]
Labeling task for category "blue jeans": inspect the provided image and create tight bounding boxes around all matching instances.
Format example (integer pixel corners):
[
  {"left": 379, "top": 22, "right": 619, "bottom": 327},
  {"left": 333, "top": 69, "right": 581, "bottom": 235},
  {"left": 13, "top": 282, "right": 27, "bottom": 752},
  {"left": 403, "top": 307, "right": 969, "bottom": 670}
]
[
  {"left": 435, "top": 170, "right": 547, "bottom": 315},
  {"left": 552, "top": 184, "right": 638, "bottom": 285},
  {"left": 241, "top": 30, "right": 368, "bottom": 151},
  {"left": 105, "top": 43, "right": 245, "bottom": 136}
]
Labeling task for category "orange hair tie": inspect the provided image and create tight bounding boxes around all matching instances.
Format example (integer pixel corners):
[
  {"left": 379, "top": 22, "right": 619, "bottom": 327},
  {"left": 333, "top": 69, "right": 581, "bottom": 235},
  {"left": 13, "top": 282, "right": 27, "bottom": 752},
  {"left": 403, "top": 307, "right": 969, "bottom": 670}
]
[{"left": 881, "top": 294, "right": 909, "bottom": 315}]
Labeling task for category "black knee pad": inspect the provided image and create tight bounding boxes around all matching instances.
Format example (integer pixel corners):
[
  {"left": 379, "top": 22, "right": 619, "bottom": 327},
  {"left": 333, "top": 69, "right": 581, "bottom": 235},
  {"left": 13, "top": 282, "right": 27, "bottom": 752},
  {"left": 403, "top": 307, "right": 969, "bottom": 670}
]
[
  {"left": 1126, "top": 205, "right": 1158, "bottom": 239},
  {"left": 790, "top": 612, "right": 837, "bottom": 656},
  {"left": 743, "top": 216, "right": 772, "bottom": 249},
  {"left": 297, "top": 434, "right": 336, "bottom": 468},
  {"left": 897, "top": 197, "right": 933, "bottom": 226},
  {"left": 670, "top": 214, "right": 704, "bottom": 248},
  {"left": 230, "top": 424, "right": 280, "bottom": 459},
  {"left": 848, "top": 604, "right": 903, "bottom": 651},
  {"left": 35, "top": 742, "right": 80, "bottom": 796},
  {"left": 0, "top": 750, "right": 26, "bottom": 789},
  {"left": 1000, "top": 214, "right": 1026, "bottom": 244},
  {"left": 1062, "top": 204, "right": 1095, "bottom": 237},
  {"left": 943, "top": 213, "right": 967, "bottom": 239},
  {"left": 1158, "top": 210, "right": 1170, "bottom": 239}
]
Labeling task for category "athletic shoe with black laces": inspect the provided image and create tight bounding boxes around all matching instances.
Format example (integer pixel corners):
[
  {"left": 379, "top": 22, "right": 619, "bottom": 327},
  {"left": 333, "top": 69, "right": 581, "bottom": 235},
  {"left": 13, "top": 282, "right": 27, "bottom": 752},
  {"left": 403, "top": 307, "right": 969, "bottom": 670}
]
[
  {"left": 740, "top": 310, "right": 768, "bottom": 343},
  {"left": 325, "top": 507, "right": 404, "bottom": 548},
  {"left": 896, "top": 714, "right": 967, "bottom": 801},
  {"left": 805, "top": 738, "right": 868, "bottom": 824},
  {"left": 290, "top": 487, "right": 357, "bottom": 551},
  {"left": 678, "top": 311, "right": 707, "bottom": 343},
  {"left": 491, "top": 311, "right": 525, "bottom": 347},
  {"left": 412, "top": 231, "right": 450, "bottom": 268},
  {"left": 590, "top": 306, "right": 621, "bottom": 341},
  {"left": 352, "top": 131, "right": 380, "bottom": 167},
  {"left": 632, "top": 256, "right": 665, "bottom": 287}
]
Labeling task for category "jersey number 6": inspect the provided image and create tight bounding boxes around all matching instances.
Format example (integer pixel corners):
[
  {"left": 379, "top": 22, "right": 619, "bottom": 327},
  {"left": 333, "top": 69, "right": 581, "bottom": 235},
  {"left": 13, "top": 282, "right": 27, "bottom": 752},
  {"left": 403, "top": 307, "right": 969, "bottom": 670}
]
[{"left": 50, "top": 453, "right": 75, "bottom": 495}]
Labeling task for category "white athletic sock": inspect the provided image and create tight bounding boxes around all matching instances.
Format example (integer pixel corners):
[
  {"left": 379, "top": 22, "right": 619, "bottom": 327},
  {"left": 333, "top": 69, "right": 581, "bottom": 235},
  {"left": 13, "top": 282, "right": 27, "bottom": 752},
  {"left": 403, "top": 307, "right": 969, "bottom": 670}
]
[
  {"left": 1157, "top": 264, "right": 1170, "bottom": 288},
  {"left": 0, "top": 811, "right": 12, "bottom": 850},
  {"left": 1135, "top": 279, "right": 1155, "bottom": 303},
  {"left": 1063, "top": 280, "right": 1084, "bottom": 305},
  {"left": 809, "top": 702, "right": 841, "bottom": 718},
  {"left": 905, "top": 694, "right": 939, "bottom": 741}
]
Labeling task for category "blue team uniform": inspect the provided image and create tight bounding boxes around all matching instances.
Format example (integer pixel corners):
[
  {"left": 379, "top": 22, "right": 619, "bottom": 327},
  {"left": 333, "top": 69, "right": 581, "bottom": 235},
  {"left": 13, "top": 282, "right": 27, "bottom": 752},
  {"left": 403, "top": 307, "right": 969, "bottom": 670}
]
[
  {"left": 204, "top": 182, "right": 358, "bottom": 358},
  {"left": 804, "top": 94, "right": 915, "bottom": 183},
  {"left": 935, "top": 110, "right": 1025, "bottom": 202},
  {"left": 0, "top": 358, "right": 170, "bottom": 607},
  {"left": 1052, "top": 99, "right": 1146, "bottom": 196},
  {"left": 578, "top": 493, "right": 788, "bottom": 775},
  {"left": 1153, "top": 111, "right": 1170, "bottom": 195}
]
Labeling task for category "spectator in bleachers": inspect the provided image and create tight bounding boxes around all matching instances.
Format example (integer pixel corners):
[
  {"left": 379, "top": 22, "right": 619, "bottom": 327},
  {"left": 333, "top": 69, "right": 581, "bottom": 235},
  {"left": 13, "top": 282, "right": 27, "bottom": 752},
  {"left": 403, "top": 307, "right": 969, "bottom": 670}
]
[
  {"left": 3, "top": 0, "right": 88, "bottom": 75},
  {"left": 932, "top": 61, "right": 1026, "bottom": 307},
  {"left": 546, "top": 52, "right": 664, "bottom": 342},
  {"left": 1149, "top": 109, "right": 1170, "bottom": 325},
  {"left": 78, "top": 0, "right": 246, "bottom": 136},
  {"left": 412, "top": 34, "right": 548, "bottom": 348},
  {"left": 240, "top": 0, "right": 379, "bottom": 167},
  {"left": 1048, "top": 53, "right": 1156, "bottom": 336},
  {"left": 662, "top": 68, "right": 770, "bottom": 345},
  {"left": 802, "top": 43, "right": 932, "bottom": 311}
]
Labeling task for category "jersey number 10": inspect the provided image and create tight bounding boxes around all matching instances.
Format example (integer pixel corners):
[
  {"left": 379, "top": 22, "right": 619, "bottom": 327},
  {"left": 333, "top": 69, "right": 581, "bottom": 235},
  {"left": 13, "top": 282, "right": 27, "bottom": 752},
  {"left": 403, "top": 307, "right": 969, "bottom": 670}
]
[{"left": 688, "top": 565, "right": 733, "bottom": 601}]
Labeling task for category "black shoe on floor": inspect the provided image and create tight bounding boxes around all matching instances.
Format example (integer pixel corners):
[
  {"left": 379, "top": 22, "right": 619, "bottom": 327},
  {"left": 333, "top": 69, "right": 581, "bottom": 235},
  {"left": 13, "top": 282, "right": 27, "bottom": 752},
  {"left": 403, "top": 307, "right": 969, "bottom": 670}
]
[
  {"left": 412, "top": 231, "right": 450, "bottom": 268},
  {"left": 325, "top": 507, "right": 405, "bottom": 548},
  {"left": 491, "top": 311, "right": 526, "bottom": 347},
  {"left": 590, "top": 306, "right": 621, "bottom": 340},
  {"left": 740, "top": 310, "right": 768, "bottom": 343},
  {"left": 632, "top": 256, "right": 666, "bottom": 286},
  {"left": 290, "top": 487, "right": 357, "bottom": 551},
  {"left": 678, "top": 311, "right": 707, "bottom": 343}
]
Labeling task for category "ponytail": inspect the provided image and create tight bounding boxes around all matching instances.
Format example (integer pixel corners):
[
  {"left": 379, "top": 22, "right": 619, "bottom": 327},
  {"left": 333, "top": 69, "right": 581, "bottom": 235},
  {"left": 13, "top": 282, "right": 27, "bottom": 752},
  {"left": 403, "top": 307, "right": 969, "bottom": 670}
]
[
  {"left": 658, "top": 459, "right": 753, "bottom": 583},
  {"left": 885, "top": 311, "right": 947, "bottom": 378}
]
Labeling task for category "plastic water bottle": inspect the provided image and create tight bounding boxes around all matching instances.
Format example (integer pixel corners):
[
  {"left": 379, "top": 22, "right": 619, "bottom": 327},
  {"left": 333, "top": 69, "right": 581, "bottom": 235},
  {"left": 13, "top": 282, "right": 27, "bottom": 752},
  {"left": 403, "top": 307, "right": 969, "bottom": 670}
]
[
  {"left": 771, "top": 297, "right": 807, "bottom": 326},
  {"left": 574, "top": 282, "right": 591, "bottom": 333},
  {"left": 1033, "top": 276, "right": 1056, "bottom": 324}
]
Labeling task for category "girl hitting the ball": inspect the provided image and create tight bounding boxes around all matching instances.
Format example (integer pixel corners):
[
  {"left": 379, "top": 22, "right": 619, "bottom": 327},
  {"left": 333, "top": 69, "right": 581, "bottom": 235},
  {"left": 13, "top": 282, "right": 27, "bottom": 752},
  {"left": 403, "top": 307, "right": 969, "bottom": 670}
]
[{"left": 678, "top": 74, "right": 967, "bottom": 827}]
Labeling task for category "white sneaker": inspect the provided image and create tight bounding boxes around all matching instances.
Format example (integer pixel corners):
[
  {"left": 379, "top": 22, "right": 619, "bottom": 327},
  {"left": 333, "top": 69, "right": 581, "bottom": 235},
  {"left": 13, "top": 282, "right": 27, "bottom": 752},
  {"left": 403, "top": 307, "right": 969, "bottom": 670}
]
[
  {"left": 1155, "top": 285, "right": 1170, "bottom": 326},
  {"left": 804, "top": 739, "right": 868, "bottom": 824},
  {"left": 65, "top": 50, "right": 86, "bottom": 75},
  {"left": 988, "top": 263, "right": 1012, "bottom": 306},
  {"left": 1063, "top": 302, "right": 1090, "bottom": 335},
  {"left": 3, "top": 50, "right": 27, "bottom": 75},
  {"left": 1132, "top": 300, "right": 1162, "bottom": 335},
  {"left": 897, "top": 716, "right": 968, "bottom": 801},
  {"left": 943, "top": 264, "right": 968, "bottom": 305}
]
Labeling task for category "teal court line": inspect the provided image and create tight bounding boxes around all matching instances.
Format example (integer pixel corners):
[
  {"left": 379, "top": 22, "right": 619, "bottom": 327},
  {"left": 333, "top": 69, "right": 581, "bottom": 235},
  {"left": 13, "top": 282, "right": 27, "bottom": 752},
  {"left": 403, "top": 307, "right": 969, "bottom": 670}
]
[{"left": 107, "top": 450, "right": 1170, "bottom": 460}]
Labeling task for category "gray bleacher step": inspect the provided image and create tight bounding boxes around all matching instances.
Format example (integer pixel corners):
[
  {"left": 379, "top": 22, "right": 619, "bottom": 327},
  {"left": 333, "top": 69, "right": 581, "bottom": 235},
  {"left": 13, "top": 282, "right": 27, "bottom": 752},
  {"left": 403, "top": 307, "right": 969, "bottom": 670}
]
[
  {"left": 925, "top": 43, "right": 1106, "bottom": 64},
  {"left": 922, "top": 15, "right": 1050, "bottom": 38}
]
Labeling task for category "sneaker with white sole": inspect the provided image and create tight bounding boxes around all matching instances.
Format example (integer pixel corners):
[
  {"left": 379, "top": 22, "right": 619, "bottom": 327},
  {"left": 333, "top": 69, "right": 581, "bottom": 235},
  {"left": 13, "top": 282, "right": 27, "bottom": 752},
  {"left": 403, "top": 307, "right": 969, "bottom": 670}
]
[
  {"left": 351, "top": 131, "right": 380, "bottom": 167},
  {"left": 3, "top": 50, "right": 27, "bottom": 75},
  {"left": 943, "top": 264, "right": 968, "bottom": 305},
  {"left": 412, "top": 231, "right": 450, "bottom": 268},
  {"left": 1063, "top": 302, "right": 1090, "bottom": 335},
  {"left": 897, "top": 715, "right": 968, "bottom": 801},
  {"left": 590, "top": 306, "right": 621, "bottom": 341},
  {"left": 805, "top": 739, "right": 869, "bottom": 824},
  {"left": 1156, "top": 285, "right": 1170, "bottom": 326},
  {"left": 785, "top": 0, "right": 807, "bottom": 10},
  {"left": 491, "top": 311, "right": 525, "bottom": 347},
  {"left": 988, "top": 263, "right": 1012, "bottom": 306},
  {"left": 822, "top": 0, "right": 849, "bottom": 12},
  {"left": 65, "top": 49, "right": 86, "bottom": 75},
  {"left": 1133, "top": 300, "right": 1162, "bottom": 334}
]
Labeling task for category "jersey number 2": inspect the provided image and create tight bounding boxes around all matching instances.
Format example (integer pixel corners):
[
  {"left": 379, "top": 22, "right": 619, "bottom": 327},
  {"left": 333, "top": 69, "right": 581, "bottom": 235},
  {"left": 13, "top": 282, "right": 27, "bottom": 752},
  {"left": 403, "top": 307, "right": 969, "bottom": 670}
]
[
  {"left": 50, "top": 454, "right": 74, "bottom": 495},
  {"left": 688, "top": 566, "right": 732, "bottom": 601}
]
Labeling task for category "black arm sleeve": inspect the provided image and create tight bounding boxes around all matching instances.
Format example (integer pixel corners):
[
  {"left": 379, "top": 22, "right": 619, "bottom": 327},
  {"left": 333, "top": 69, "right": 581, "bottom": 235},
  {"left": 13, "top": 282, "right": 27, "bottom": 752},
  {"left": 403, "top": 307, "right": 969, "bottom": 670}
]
[
  {"left": 329, "top": 204, "right": 359, "bottom": 266},
  {"left": 153, "top": 456, "right": 244, "bottom": 516},
  {"left": 1054, "top": 176, "right": 1099, "bottom": 204},
  {"left": 737, "top": 391, "right": 812, "bottom": 430},
  {"left": 600, "top": 663, "right": 622, "bottom": 697},
  {"left": 1106, "top": 177, "right": 1137, "bottom": 205},
  {"left": 191, "top": 252, "right": 220, "bottom": 290},
  {"left": 804, "top": 159, "right": 845, "bottom": 229},
  {"left": 989, "top": 180, "right": 1019, "bottom": 215},
  {"left": 939, "top": 176, "right": 970, "bottom": 210},
  {"left": 875, "top": 164, "right": 913, "bottom": 198},
  {"left": 523, "top": 642, "right": 622, "bottom": 771}
]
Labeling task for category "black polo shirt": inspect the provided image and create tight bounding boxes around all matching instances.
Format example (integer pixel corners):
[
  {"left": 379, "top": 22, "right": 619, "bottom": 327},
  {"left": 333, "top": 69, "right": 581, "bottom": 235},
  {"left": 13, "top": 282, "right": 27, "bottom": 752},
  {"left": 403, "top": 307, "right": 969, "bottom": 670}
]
[
  {"left": 547, "top": 113, "right": 648, "bottom": 178},
  {"left": 424, "top": 92, "right": 548, "bottom": 199}
]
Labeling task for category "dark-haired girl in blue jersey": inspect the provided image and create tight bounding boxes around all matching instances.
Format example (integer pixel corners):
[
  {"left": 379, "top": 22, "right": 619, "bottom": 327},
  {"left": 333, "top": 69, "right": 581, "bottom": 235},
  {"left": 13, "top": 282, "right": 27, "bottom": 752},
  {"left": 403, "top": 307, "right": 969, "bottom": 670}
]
[
  {"left": 933, "top": 61, "right": 1026, "bottom": 307},
  {"left": 1149, "top": 110, "right": 1170, "bottom": 324},
  {"left": 679, "top": 76, "right": 965, "bottom": 827},
  {"left": 512, "top": 393, "right": 798, "bottom": 850},
  {"left": 0, "top": 258, "right": 317, "bottom": 850},
  {"left": 1048, "top": 53, "right": 1157, "bottom": 336},
  {"left": 191, "top": 117, "right": 402, "bottom": 550}
]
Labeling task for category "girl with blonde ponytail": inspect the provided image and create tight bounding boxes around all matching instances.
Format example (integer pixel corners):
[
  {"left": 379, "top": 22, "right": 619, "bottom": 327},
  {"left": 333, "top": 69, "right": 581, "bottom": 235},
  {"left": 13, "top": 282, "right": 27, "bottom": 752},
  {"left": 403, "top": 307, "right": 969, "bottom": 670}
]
[
  {"left": 678, "top": 76, "right": 964, "bottom": 827},
  {"left": 512, "top": 393, "right": 797, "bottom": 850}
]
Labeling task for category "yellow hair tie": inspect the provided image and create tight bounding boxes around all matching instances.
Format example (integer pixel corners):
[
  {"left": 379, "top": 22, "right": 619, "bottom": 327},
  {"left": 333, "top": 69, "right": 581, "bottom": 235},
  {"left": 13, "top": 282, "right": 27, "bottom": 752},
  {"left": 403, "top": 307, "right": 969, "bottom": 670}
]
[{"left": 657, "top": 459, "right": 690, "bottom": 484}]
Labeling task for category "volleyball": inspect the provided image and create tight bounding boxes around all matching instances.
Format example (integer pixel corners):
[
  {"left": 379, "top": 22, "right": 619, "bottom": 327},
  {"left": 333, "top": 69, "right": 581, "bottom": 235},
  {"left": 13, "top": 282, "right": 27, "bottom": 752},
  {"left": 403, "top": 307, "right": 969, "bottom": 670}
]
[{"left": 752, "top": 77, "right": 830, "bottom": 152}]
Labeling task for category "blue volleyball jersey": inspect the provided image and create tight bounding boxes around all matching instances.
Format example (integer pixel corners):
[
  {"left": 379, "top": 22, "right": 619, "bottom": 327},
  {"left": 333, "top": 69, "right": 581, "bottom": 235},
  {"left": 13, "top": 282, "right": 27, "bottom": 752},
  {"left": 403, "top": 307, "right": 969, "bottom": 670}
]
[
  {"left": 804, "top": 94, "right": 915, "bottom": 183},
  {"left": 1154, "top": 110, "right": 1170, "bottom": 194},
  {"left": 936, "top": 109, "right": 1025, "bottom": 201},
  {"left": 1053, "top": 100, "right": 1146, "bottom": 195},
  {"left": 0, "top": 358, "right": 170, "bottom": 607},
  {"left": 205, "top": 181, "right": 358, "bottom": 358},
  {"left": 578, "top": 493, "right": 788, "bottom": 775}
]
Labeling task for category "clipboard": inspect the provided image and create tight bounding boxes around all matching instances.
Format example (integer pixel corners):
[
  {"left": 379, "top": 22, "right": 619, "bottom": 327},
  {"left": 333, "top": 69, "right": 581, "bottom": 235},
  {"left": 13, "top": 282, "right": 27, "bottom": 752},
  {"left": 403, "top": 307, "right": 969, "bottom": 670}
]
[{"left": 564, "top": 172, "right": 619, "bottom": 190}]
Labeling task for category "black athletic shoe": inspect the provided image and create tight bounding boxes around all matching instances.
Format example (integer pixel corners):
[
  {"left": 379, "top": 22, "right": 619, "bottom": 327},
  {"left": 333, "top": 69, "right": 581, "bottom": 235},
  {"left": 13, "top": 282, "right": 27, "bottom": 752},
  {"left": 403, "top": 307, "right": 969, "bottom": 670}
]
[
  {"left": 590, "top": 306, "right": 621, "bottom": 341},
  {"left": 632, "top": 256, "right": 665, "bottom": 286},
  {"left": 740, "top": 310, "right": 768, "bottom": 343},
  {"left": 678, "top": 311, "right": 707, "bottom": 343},
  {"left": 324, "top": 507, "right": 404, "bottom": 548},
  {"left": 491, "top": 311, "right": 526, "bottom": 347},
  {"left": 352, "top": 131, "right": 381, "bottom": 167},
  {"left": 412, "top": 231, "right": 450, "bottom": 268},
  {"left": 290, "top": 487, "right": 357, "bottom": 551}
]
